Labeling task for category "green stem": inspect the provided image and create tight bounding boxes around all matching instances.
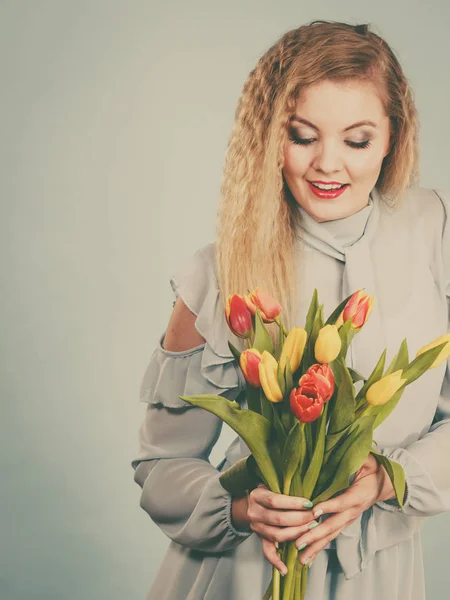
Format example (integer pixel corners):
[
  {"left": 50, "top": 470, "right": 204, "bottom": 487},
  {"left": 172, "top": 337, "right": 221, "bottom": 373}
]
[
  {"left": 273, "top": 564, "right": 280, "bottom": 600},
  {"left": 300, "top": 564, "right": 309, "bottom": 599},
  {"left": 281, "top": 542, "right": 298, "bottom": 600},
  {"left": 293, "top": 560, "right": 302, "bottom": 600},
  {"left": 274, "top": 316, "right": 289, "bottom": 337}
]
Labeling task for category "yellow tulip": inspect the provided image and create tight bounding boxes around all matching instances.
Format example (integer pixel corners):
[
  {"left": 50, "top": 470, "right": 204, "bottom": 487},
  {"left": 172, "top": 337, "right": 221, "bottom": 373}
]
[
  {"left": 258, "top": 351, "right": 283, "bottom": 403},
  {"left": 416, "top": 333, "right": 450, "bottom": 369},
  {"left": 314, "top": 325, "right": 342, "bottom": 364},
  {"left": 279, "top": 326, "right": 307, "bottom": 374},
  {"left": 366, "top": 370, "right": 407, "bottom": 406}
]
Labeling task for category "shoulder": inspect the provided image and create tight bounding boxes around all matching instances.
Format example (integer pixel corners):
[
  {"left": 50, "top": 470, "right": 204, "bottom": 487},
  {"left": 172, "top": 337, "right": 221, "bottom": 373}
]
[
  {"left": 174, "top": 241, "right": 218, "bottom": 287},
  {"left": 399, "top": 185, "right": 448, "bottom": 230},
  {"left": 170, "top": 241, "right": 219, "bottom": 316},
  {"left": 379, "top": 186, "right": 448, "bottom": 244}
]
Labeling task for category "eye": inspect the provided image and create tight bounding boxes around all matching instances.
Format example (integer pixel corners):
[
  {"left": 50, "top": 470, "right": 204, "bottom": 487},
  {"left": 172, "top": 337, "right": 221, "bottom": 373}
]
[
  {"left": 289, "top": 136, "right": 372, "bottom": 150},
  {"left": 289, "top": 137, "right": 316, "bottom": 146},
  {"left": 346, "top": 140, "right": 372, "bottom": 149}
]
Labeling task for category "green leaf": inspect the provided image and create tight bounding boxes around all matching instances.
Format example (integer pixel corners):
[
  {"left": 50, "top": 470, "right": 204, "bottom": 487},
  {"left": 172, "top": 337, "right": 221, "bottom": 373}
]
[
  {"left": 277, "top": 360, "right": 286, "bottom": 398},
  {"left": 305, "top": 304, "right": 324, "bottom": 366},
  {"left": 303, "top": 402, "right": 329, "bottom": 498},
  {"left": 228, "top": 341, "right": 242, "bottom": 362},
  {"left": 290, "top": 464, "right": 304, "bottom": 499},
  {"left": 218, "top": 454, "right": 262, "bottom": 497},
  {"left": 336, "top": 319, "right": 354, "bottom": 362},
  {"left": 324, "top": 292, "right": 355, "bottom": 326},
  {"left": 253, "top": 308, "right": 274, "bottom": 355},
  {"left": 260, "top": 387, "right": 274, "bottom": 422},
  {"left": 275, "top": 321, "right": 286, "bottom": 361},
  {"left": 401, "top": 343, "right": 447, "bottom": 385},
  {"left": 313, "top": 415, "right": 376, "bottom": 504},
  {"left": 246, "top": 384, "right": 261, "bottom": 414},
  {"left": 271, "top": 401, "right": 288, "bottom": 446},
  {"left": 355, "top": 349, "right": 387, "bottom": 406},
  {"left": 281, "top": 404, "right": 293, "bottom": 433},
  {"left": 348, "top": 367, "right": 365, "bottom": 383},
  {"left": 282, "top": 422, "right": 306, "bottom": 495},
  {"left": 328, "top": 359, "right": 356, "bottom": 436},
  {"left": 324, "top": 420, "right": 354, "bottom": 457},
  {"left": 370, "top": 449, "right": 406, "bottom": 508},
  {"left": 370, "top": 384, "right": 406, "bottom": 430},
  {"left": 384, "top": 339, "right": 409, "bottom": 376},
  {"left": 179, "top": 393, "right": 281, "bottom": 493},
  {"left": 284, "top": 360, "right": 294, "bottom": 398},
  {"left": 305, "top": 289, "right": 319, "bottom": 336}
]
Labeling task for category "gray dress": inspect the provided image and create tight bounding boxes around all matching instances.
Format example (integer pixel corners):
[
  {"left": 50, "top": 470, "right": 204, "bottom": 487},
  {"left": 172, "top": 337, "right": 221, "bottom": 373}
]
[{"left": 132, "top": 185, "right": 450, "bottom": 599}]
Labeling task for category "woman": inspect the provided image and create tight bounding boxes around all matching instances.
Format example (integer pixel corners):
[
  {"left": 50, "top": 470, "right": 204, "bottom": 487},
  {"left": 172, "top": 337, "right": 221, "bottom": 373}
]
[{"left": 132, "top": 20, "right": 450, "bottom": 599}]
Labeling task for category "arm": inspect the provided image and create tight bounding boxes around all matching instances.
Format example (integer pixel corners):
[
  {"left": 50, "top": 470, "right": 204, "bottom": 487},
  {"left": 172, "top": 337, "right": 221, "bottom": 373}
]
[
  {"left": 132, "top": 295, "right": 252, "bottom": 553},
  {"left": 376, "top": 188, "right": 450, "bottom": 517},
  {"left": 376, "top": 359, "right": 450, "bottom": 517}
]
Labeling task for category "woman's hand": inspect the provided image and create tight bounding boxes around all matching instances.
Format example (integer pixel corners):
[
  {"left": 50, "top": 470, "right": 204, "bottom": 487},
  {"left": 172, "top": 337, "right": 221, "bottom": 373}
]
[
  {"left": 293, "top": 454, "right": 396, "bottom": 567},
  {"left": 245, "top": 484, "right": 319, "bottom": 575}
]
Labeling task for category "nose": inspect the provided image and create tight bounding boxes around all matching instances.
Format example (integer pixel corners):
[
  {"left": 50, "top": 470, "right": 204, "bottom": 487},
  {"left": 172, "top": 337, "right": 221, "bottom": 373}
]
[{"left": 311, "top": 140, "right": 344, "bottom": 174}]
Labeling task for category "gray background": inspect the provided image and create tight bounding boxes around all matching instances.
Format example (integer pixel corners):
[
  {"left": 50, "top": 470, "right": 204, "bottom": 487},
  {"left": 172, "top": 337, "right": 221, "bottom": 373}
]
[{"left": 1, "top": 1, "right": 449, "bottom": 598}]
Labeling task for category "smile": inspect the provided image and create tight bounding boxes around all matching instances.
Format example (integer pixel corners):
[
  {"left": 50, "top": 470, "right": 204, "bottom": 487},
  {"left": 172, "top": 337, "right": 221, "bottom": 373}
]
[{"left": 307, "top": 181, "right": 349, "bottom": 199}]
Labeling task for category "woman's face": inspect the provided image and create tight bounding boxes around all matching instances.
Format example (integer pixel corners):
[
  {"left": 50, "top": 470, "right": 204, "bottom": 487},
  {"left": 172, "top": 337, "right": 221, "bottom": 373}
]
[{"left": 282, "top": 78, "right": 391, "bottom": 222}]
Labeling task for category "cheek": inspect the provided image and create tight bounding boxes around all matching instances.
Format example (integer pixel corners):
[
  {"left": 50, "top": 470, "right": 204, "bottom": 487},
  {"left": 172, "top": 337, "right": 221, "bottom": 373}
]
[
  {"left": 283, "top": 145, "right": 308, "bottom": 178},
  {"left": 347, "top": 149, "right": 386, "bottom": 177}
]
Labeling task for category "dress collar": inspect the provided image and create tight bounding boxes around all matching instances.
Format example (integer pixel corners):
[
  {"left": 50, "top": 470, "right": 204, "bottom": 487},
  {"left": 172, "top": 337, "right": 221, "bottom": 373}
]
[{"left": 294, "top": 187, "right": 381, "bottom": 261}]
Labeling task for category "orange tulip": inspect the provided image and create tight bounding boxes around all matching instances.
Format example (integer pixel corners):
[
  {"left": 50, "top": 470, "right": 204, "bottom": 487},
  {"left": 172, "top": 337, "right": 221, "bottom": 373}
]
[
  {"left": 245, "top": 288, "right": 282, "bottom": 323},
  {"left": 290, "top": 387, "right": 324, "bottom": 423},
  {"left": 225, "top": 294, "right": 253, "bottom": 338},
  {"left": 240, "top": 349, "right": 263, "bottom": 387},
  {"left": 299, "top": 364, "right": 335, "bottom": 403},
  {"left": 338, "top": 290, "right": 374, "bottom": 329}
]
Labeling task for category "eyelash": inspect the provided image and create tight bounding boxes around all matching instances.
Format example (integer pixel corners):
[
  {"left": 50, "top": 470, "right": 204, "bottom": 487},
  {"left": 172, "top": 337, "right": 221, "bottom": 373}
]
[{"left": 289, "top": 137, "right": 372, "bottom": 150}]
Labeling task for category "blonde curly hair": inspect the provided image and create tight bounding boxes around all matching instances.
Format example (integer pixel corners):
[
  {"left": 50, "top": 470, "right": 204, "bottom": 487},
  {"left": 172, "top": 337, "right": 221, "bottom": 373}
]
[{"left": 216, "top": 20, "right": 419, "bottom": 347}]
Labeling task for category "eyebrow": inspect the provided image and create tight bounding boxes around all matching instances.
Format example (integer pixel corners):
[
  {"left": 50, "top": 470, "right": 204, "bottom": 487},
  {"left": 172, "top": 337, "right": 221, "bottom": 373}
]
[{"left": 290, "top": 117, "right": 378, "bottom": 132}]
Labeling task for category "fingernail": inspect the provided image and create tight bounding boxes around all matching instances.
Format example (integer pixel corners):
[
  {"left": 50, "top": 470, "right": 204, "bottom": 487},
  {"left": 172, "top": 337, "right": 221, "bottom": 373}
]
[
  {"left": 297, "top": 542, "right": 307, "bottom": 551},
  {"left": 278, "top": 567, "right": 287, "bottom": 577},
  {"left": 303, "top": 556, "right": 310, "bottom": 565},
  {"left": 313, "top": 508, "right": 324, "bottom": 518},
  {"left": 308, "top": 520, "right": 319, "bottom": 530},
  {"left": 302, "top": 500, "right": 313, "bottom": 508}
]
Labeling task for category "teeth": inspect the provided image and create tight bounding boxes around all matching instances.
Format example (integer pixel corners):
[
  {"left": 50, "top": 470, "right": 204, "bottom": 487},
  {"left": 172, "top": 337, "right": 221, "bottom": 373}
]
[{"left": 311, "top": 182, "right": 345, "bottom": 190}]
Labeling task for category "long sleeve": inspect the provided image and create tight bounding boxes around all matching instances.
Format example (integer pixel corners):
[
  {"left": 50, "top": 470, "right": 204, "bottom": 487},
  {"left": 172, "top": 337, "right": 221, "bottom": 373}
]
[
  {"left": 132, "top": 243, "right": 252, "bottom": 553},
  {"left": 375, "top": 188, "right": 450, "bottom": 517}
]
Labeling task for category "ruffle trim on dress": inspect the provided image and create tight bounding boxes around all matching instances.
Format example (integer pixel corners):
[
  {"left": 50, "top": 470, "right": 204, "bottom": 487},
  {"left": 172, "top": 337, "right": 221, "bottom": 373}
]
[{"left": 140, "top": 245, "right": 244, "bottom": 408}]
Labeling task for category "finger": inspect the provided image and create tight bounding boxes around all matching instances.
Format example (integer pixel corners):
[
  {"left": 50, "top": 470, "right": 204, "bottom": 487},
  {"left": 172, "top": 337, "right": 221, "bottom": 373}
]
[
  {"left": 311, "top": 486, "right": 361, "bottom": 518},
  {"left": 252, "top": 520, "right": 321, "bottom": 544},
  {"left": 252, "top": 487, "right": 314, "bottom": 511},
  {"left": 295, "top": 509, "right": 356, "bottom": 553},
  {"left": 298, "top": 526, "right": 345, "bottom": 567},
  {"left": 255, "top": 507, "right": 316, "bottom": 528},
  {"left": 260, "top": 537, "right": 288, "bottom": 576}
]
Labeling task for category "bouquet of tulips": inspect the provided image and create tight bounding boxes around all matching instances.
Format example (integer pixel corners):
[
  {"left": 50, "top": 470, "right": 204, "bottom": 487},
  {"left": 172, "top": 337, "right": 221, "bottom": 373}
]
[{"left": 180, "top": 287, "right": 450, "bottom": 600}]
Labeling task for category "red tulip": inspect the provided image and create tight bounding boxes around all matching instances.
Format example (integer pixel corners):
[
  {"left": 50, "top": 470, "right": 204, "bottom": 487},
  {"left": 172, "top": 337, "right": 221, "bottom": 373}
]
[
  {"left": 245, "top": 287, "right": 282, "bottom": 323},
  {"left": 240, "top": 349, "right": 262, "bottom": 387},
  {"left": 225, "top": 294, "right": 253, "bottom": 338},
  {"left": 290, "top": 386, "right": 324, "bottom": 423},
  {"left": 298, "top": 364, "right": 335, "bottom": 403},
  {"left": 341, "top": 290, "right": 374, "bottom": 329}
]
